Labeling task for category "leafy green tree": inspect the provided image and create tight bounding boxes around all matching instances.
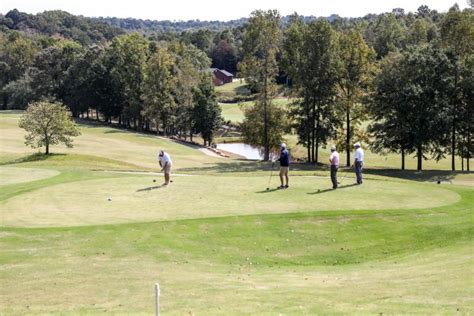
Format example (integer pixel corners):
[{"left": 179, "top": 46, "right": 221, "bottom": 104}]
[
  {"left": 336, "top": 30, "right": 375, "bottom": 166},
  {"left": 2, "top": 71, "right": 36, "bottom": 109},
  {"left": 19, "top": 101, "right": 81, "bottom": 155},
  {"left": 458, "top": 53, "right": 474, "bottom": 171},
  {"left": 193, "top": 76, "right": 223, "bottom": 146},
  {"left": 406, "top": 19, "right": 429, "bottom": 45},
  {"left": 169, "top": 41, "right": 211, "bottom": 139},
  {"left": 440, "top": 6, "right": 474, "bottom": 170},
  {"left": 369, "top": 53, "right": 412, "bottom": 170},
  {"left": 108, "top": 33, "right": 148, "bottom": 129},
  {"left": 238, "top": 10, "right": 282, "bottom": 160},
  {"left": 0, "top": 32, "right": 37, "bottom": 108},
  {"left": 369, "top": 45, "right": 453, "bottom": 170},
  {"left": 142, "top": 46, "right": 176, "bottom": 135},
  {"left": 371, "top": 13, "right": 405, "bottom": 58},
  {"left": 282, "top": 17, "right": 340, "bottom": 163},
  {"left": 29, "top": 40, "right": 84, "bottom": 102}
]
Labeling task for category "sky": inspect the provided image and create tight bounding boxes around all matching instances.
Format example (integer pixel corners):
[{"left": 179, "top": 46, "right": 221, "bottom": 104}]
[{"left": 0, "top": 0, "right": 469, "bottom": 21}]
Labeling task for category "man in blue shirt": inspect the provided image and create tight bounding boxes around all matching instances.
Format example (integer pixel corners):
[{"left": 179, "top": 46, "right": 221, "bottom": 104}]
[{"left": 276, "top": 143, "right": 290, "bottom": 189}]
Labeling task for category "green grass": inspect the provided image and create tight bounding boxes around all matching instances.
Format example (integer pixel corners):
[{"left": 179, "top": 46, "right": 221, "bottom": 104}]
[
  {"left": 215, "top": 79, "right": 250, "bottom": 97},
  {"left": 0, "top": 110, "right": 473, "bottom": 314},
  {"left": 220, "top": 98, "right": 291, "bottom": 123}
]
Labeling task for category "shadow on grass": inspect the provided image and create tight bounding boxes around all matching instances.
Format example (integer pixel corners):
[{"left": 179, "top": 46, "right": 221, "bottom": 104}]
[
  {"left": 0, "top": 153, "right": 66, "bottom": 166},
  {"left": 363, "top": 168, "right": 463, "bottom": 183},
  {"left": 136, "top": 185, "right": 165, "bottom": 192},
  {"left": 307, "top": 183, "right": 358, "bottom": 195},
  {"left": 179, "top": 161, "right": 326, "bottom": 173}
]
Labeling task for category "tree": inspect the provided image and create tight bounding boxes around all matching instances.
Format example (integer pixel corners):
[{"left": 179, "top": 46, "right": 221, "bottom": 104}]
[
  {"left": 193, "top": 76, "right": 223, "bottom": 146},
  {"left": 169, "top": 41, "right": 211, "bottom": 139},
  {"left": 29, "top": 40, "right": 84, "bottom": 103},
  {"left": 336, "top": 30, "right": 375, "bottom": 166},
  {"left": 0, "top": 32, "right": 37, "bottom": 108},
  {"left": 458, "top": 53, "right": 474, "bottom": 171},
  {"left": 440, "top": 6, "right": 474, "bottom": 170},
  {"left": 142, "top": 46, "right": 176, "bottom": 135},
  {"left": 2, "top": 70, "right": 36, "bottom": 109},
  {"left": 238, "top": 10, "right": 282, "bottom": 160},
  {"left": 282, "top": 17, "right": 340, "bottom": 163},
  {"left": 406, "top": 19, "right": 429, "bottom": 46},
  {"left": 108, "top": 33, "right": 148, "bottom": 129},
  {"left": 369, "top": 53, "right": 412, "bottom": 170},
  {"left": 19, "top": 101, "right": 81, "bottom": 155},
  {"left": 371, "top": 13, "right": 405, "bottom": 58},
  {"left": 369, "top": 45, "right": 453, "bottom": 170}
]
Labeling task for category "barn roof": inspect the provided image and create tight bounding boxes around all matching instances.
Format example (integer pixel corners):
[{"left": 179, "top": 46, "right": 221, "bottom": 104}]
[{"left": 217, "top": 69, "right": 234, "bottom": 77}]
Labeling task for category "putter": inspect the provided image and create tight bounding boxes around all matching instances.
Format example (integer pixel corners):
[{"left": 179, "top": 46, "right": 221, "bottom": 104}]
[{"left": 266, "top": 162, "right": 275, "bottom": 190}]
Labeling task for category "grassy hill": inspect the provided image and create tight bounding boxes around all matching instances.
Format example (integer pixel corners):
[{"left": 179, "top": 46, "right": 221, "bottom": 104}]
[{"left": 0, "top": 111, "right": 472, "bottom": 314}]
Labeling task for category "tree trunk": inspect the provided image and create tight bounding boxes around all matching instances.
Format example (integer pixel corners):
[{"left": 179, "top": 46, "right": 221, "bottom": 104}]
[
  {"left": 417, "top": 143, "right": 423, "bottom": 171},
  {"left": 307, "top": 132, "right": 311, "bottom": 163},
  {"left": 2, "top": 94, "right": 9, "bottom": 110},
  {"left": 451, "top": 119, "right": 456, "bottom": 171},
  {"left": 96, "top": 110, "right": 99, "bottom": 121},
  {"left": 346, "top": 104, "right": 351, "bottom": 167},
  {"left": 311, "top": 105, "right": 315, "bottom": 163},
  {"left": 451, "top": 64, "right": 458, "bottom": 171},
  {"left": 401, "top": 146, "right": 405, "bottom": 170},
  {"left": 263, "top": 56, "right": 269, "bottom": 161},
  {"left": 315, "top": 104, "right": 320, "bottom": 164},
  {"left": 45, "top": 142, "right": 49, "bottom": 155},
  {"left": 468, "top": 132, "right": 471, "bottom": 171}
]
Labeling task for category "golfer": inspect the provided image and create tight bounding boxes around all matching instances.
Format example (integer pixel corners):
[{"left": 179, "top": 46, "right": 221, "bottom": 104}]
[
  {"left": 276, "top": 143, "right": 290, "bottom": 189},
  {"left": 158, "top": 150, "right": 172, "bottom": 186},
  {"left": 353, "top": 142, "right": 364, "bottom": 185},
  {"left": 329, "top": 145, "right": 339, "bottom": 189}
]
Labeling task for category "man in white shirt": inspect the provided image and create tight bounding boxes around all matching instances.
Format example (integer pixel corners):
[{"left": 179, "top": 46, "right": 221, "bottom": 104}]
[
  {"left": 158, "top": 150, "right": 173, "bottom": 186},
  {"left": 353, "top": 142, "right": 364, "bottom": 185},
  {"left": 329, "top": 145, "right": 339, "bottom": 189}
]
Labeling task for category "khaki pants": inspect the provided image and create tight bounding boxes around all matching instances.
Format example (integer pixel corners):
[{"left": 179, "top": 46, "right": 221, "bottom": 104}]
[
  {"left": 163, "top": 163, "right": 172, "bottom": 175},
  {"left": 279, "top": 166, "right": 289, "bottom": 177}
]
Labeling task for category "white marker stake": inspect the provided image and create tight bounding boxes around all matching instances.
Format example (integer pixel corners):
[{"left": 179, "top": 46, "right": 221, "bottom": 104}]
[{"left": 155, "top": 283, "right": 160, "bottom": 316}]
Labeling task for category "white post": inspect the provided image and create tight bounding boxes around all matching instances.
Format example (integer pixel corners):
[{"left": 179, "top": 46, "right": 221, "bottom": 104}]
[{"left": 155, "top": 283, "right": 160, "bottom": 316}]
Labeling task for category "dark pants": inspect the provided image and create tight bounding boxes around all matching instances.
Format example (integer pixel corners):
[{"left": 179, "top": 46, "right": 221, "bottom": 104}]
[
  {"left": 331, "top": 165, "right": 338, "bottom": 188},
  {"left": 355, "top": 161, "right": 363, "bottom": 184}
]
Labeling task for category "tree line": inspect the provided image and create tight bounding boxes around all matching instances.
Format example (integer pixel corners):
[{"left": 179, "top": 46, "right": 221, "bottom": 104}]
[
  {"left": 1, "top": 5, "right": 473, "bottom": 170},
  {"left": 0, "top": 31, "right": 223, "bottom": 145},
  {"left": 238, "top": 6, "right": 473, "bottom": 171}
]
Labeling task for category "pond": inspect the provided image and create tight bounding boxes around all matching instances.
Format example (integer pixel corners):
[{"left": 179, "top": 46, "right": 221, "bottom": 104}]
[{"left": 216, "top": 143, "right": 263, "bottom": 160}]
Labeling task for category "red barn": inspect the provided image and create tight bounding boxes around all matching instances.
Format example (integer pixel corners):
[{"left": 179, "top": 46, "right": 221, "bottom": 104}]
[{"left": 211, "top": 68, "right": 233, "bottom": 86}]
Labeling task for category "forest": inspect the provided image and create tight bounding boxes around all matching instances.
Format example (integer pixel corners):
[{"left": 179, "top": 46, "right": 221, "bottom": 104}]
[{"left": 0, "top": 5, "right": 472, "bottom": 170}]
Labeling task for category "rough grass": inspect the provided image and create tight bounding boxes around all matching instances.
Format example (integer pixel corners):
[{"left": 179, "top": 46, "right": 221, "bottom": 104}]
[{"left": 0, "top": 110, "right": 473, "bottom": 314}]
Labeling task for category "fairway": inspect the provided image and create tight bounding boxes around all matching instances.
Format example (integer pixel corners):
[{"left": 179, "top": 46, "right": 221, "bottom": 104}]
[{"left": 0, "top": 111, "right": 473, "bottom": 314}]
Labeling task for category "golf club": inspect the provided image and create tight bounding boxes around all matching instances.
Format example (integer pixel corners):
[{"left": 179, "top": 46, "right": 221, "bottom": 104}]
[
  {"left": 338, "top": 167, "right": 350, "bottom": 185},
  {"left": 266, "top": 162, "right": 275, "bottom": 190}
]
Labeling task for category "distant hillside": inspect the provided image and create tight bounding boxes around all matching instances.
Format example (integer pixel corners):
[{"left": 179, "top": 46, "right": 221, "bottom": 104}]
[
  {"left": 95, "top": 16, "right": 249, "bottom": 33},
  {"left": 0, "top": 9, "right": 124, "bottom": 44},
  {"left": 94, "top": 15, "right": 343, "bottom": 34},
  {"left": 0, "top": 9, "right": 367, "bottom": 37}
]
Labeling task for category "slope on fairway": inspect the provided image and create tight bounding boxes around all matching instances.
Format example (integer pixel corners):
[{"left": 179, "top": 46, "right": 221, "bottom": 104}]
[
  {"left": 1, "top": 173, "right": 460, "bottom": 227},
  {"left": 0, "top": 166, "right": 59, "bottom": 185},
  {"left": 0, "top": 111, "right": 221, "bottom": 170}
]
